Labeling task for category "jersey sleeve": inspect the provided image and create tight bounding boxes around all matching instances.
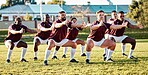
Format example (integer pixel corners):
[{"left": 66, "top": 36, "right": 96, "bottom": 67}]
[{"left": 126, "top": 20, "right": 131, "bottom": 28}]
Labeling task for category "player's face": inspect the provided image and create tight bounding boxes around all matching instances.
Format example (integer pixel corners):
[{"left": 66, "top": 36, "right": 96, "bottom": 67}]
[
  {"left": 72, "top": 19, "right": 77, "bottom": 23},
  {"left": 45, "top": 16, "right": 50, "bottom": 21},
  {"left": 15, "top": 20, "right": 22, "bottom": 25},
  {"left": 118, "top": 13, "right": 124, "bottom": 20},
  {"left": 97, "top": 12, "right": 104, "bottom": 20},
  {"left": 111, "top": 12, "right": 117, "bottom": 19},
  {"left": 59, "top": 13, "right": 66, "bottom": 21}
]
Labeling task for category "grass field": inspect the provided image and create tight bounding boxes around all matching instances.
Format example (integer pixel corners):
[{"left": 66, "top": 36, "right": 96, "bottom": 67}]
[{"left": 0, "top": 41, "right": 148, "bottom": 75}]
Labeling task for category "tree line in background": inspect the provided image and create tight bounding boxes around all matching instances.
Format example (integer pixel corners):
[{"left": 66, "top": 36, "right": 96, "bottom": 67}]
[
  {"left": 0, "top": 0, "right": 148, "bottom": 27},
  {"left": 0, "top": 0, "right": 66, "bottom": 9},
  {"left": 127, "top": 0, "right": 148, "bottom": 27}
]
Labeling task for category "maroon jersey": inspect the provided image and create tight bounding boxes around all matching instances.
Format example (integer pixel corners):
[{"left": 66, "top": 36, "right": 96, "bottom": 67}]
[
  {"left": 66, "top": 22, "right": 82, "bottom": 40},
  {"left": 5, "top": 24, "right": 28, "bottom": 42},
  {"left": 105, "top": 18, "right": 116, "bottom": 34},
  {"left": 88, "top": 21, "right": 111, "bottom": 41},
  {"left": 49, "top": 19, "right": 71, "bottom": 42},
  {"left": 109, "top": 19, "right": 130, "bottom": 36},
  {"left": 36, "top": 21, "right": 52, "bottom": 40}
]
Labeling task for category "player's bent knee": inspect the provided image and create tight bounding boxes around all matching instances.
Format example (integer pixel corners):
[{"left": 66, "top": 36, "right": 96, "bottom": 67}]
[
  {"left": 24, "top": 43, "right": 28, "bottom": 48},
  {"left": 71, "top": 42, "right": 77, "bottom": 49}
]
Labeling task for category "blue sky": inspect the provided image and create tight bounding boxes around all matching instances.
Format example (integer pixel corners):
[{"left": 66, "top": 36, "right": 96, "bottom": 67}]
[{"left": 0, "top": 0, "right": 132, "bottom": 6}]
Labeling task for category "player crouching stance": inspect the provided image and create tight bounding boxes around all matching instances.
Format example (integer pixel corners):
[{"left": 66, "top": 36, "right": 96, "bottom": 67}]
[
  {"left": 33, "top": 14, "right": 52, "bottom": 60},
  {"left": 86, "top": 10, "right": 127, "bottom": 64},
  {"left": 4, "top": 17, "right": 37, "bottom": 63},
  {"left": 43, "top": 11, "right": 85, "bottom": 65}
]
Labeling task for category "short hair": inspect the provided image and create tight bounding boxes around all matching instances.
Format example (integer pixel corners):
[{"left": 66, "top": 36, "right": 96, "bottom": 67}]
[
  {"left": 15, "top": 17, "right": 22, "bottom": 22},
  {"left": 71, "top": 17, "right": 77, "bottom": 21},
  {"left": 58, "top": 11, "right": 65, "bottom": 14},
  {"left": 96, "top": 10, "right": 104, "bottom": 14},
  {"left": 112, "top": 10, "right": 116, "bottom": 13},
  {"left": 118, "top": 11, "right": 124, "bottom": 14}
]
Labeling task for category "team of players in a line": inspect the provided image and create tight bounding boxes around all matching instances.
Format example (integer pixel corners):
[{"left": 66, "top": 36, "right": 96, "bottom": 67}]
[{"left": 4, "top": 10, "right": 143, "bottom": 65}]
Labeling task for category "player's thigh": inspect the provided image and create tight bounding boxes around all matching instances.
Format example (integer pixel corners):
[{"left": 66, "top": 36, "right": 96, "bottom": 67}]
[
  {"left": 86, "top": 39, "right": 94, "bottom": 48},
  {"left": 34, "top": 38, "right": 41, "bottom": 46},
  {"left": 16, "top": 41, "right": 27, "bottom": 48},
  {"left": 62, "top": 40, "right": 76, "bottom": 48},
  {"left": 122, "top": 37, "right": 135, "bottom": 43},
  {"left": 5, "top": 40, "right": 14, "bottom": 49},
  {"left": 100, "top": 39, "right": 115, "bottom": 48},
  {"left": 76, "top": 39, "right": 85, "bottom": 45}
]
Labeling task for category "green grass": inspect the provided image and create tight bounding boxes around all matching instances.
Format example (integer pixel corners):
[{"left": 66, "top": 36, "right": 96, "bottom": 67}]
[{"left": 0, "top": 41, "right": 148, "bottom": 74}]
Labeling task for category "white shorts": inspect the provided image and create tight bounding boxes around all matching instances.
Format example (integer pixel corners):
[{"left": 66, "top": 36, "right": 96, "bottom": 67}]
[
  {"left": 87, "top": 38, "right": 105, "bottom": 47},
  {"left": 4, "top": 40, "right": 21, "bottom": 48},
  {"left": 104, "top": 34, "right": 110, "bottom": 39},
  {"left": 49, "top": 39, "right": 69, "bottom": 46},
  {"left": 34, "top": 37, "right": 48, "bottom": 44},
  {"left": 72, "top": 38, "right": 78, "bottom": 42},
  {"left": 108, "top": 35, "right": 128, "bottom": 43}
]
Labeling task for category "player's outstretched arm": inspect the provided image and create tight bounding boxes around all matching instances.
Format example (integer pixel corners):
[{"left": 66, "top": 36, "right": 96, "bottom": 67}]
[
  {"left": 110, "top": 22, "right": 128, "bottom": 29},
  {"left": 128, "top": 23, "right": 143, "bottom": 29},
  {"left": 26, "top": 28, "right": 37, "bottom": 33}
]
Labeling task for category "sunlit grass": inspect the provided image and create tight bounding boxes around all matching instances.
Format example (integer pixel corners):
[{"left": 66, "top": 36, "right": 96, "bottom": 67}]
[{"left": 0, "top": 41, "right": 148, "bottom": 74}]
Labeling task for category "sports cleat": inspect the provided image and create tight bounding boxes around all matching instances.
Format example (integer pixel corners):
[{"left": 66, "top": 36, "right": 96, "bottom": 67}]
[
  {"left": 6, "top": 59, "right": 10, "bottom": 63},
  {"left": 103, "top": 54, "right": 106, "bottom": 61},
  {"left": 103, "top": 54, "right": 106, "bottom": 57},
  {"left": 44, "top": 60, "right": 48, "bottom": 65},
  {"left": 122, "top": 53, "right": 128, "bottom": 56},
  {"left": 128, "top": 56, "right": 137, "bottom": 59},
  {"left": 103, "top": 57, "right": 107, "bottom": 61},
  {"left": 81, "top": 53, "right": 86, "bottom": 56},
  {"left": 34, "top": 57, "right": 38, "bottom": 61},
  {"left": 70, "top": 59, "right": 79, "bottom": 63},
  {"left": 62, "top": 54, "right": 66, "bottom": 58},
  {"left": 52, "top": 56, "right": 58, "bottom": 59},
  {"left": 20, "top": 58, "right": 28, "bottom": 62},
  {"left": 86, "top": 59, "right": 90, "bottom": 64},
  {"left": 106, "top": 58, "right": 114, "bottom": 62}
]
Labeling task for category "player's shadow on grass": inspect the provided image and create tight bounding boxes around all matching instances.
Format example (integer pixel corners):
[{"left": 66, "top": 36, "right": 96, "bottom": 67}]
[
  {"left": 84, "top": 59, "right": 140, "bottom": 65},
  {"left": 137, "top": 57, "right": 148, "bottom": 61}
]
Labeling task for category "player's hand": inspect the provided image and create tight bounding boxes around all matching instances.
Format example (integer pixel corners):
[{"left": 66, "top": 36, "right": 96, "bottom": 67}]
[
  {"left": 98, "top": 20, "right": 104, "bottom": 26},
  {"left": 138, "top": 24, "right": 143, "bottom": 29},
  {"left": 122, "top": 22, "right": 128, "bottom": 27},
  {"left": 62, "top": 20, "right": 69, "bottom": 25},
  {"left": 19, "top": 28, "right": 24, "bottom": 33}
]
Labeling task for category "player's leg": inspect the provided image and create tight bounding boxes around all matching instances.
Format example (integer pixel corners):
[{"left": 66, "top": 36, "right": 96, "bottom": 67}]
[
  {"left": 52, "top": 46, "right": 60, "bottom": 59},
  {"left": 5, "top": 40, "right": 15, "bottom": 63},
  {"left": 121, "top": 43, "right": 127, "bottom": 56},
  {"left": 103, "top": 34, "right": 110, "bottom": 58},
  {"left": 75, "top": 39, "right": 86, "bottom": 56},
  {"left": 102, "top": 37, "right": 115, "bottom": 61},
  {"left": 16, "top": 41, "right": 28, "bottom": 62},
  {"left": 62, "top": 47, "right": 68, "bottom": 58},
  {"left": 100, "top": 39, "right": 116, "bottom": 62},
  {"left": 122, "top": 37, "right": 136, "bottom": 59},
  {"left": 44, "top": 39, "right": 55, "bottom": 65},
  {"left": 33, "top": 38, "right": 41, "bottom": 60},
  {"left": 62, "top": 40, "right": 78, "bottom": 63},
  {"left": 85, "top": 39, "right": 94, "bottom": 64}
]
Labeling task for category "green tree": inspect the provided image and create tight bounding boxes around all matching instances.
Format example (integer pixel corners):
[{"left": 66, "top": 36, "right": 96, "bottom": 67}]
[
  {"left": 126, "top": 0, "right": 148, "bottom": 27},
  {"left": 24, "top": 12, "right": 32, "bottom": 21},
  {"left": 47, "top": 0, "right": 66, "bottom": 5}
]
